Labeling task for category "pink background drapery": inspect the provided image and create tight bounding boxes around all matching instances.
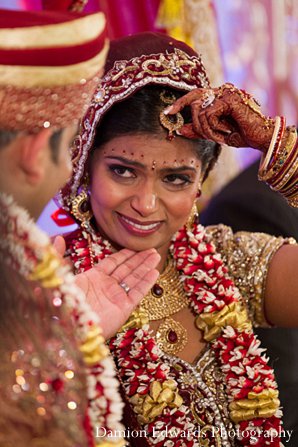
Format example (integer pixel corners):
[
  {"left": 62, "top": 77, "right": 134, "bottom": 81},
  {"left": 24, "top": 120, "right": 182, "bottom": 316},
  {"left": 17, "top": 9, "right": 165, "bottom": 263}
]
[
  {"left": 3, "top": 0, "right": 298, "bottom": 123},
  {"left": 1, "top": 0, "right": 298, "bottom": 233},
  {"left": 95, "top": 0, "right": 162, "bottom": 39}
]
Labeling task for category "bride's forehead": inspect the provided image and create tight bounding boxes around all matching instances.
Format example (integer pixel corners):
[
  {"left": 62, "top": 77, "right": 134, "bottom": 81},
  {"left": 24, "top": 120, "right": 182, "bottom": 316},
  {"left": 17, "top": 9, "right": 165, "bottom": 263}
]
[
  {"left": 98, "top": 133, "right": 199, "bottom": 159},
  {"left": 100, "top": 146, "right": 202, "bottom": 171}
]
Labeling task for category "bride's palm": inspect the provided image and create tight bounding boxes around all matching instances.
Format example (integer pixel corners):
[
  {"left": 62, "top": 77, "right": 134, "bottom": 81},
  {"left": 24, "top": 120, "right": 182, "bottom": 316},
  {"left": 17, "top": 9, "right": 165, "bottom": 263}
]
[{"left": 75, "top": 248, "right": 160, "bottom": 338}]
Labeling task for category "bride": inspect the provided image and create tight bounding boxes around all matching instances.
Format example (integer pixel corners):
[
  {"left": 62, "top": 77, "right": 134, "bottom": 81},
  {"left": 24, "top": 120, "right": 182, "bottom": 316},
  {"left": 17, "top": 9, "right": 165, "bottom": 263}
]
[{"left": 57, "top": 32, "right": 298, "bottom": 446}]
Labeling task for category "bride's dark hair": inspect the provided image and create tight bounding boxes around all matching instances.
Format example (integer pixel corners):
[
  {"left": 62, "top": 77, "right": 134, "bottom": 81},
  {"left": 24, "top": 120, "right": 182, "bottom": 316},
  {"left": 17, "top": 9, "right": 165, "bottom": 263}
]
[{"left": 91, "top": 85, "right": 221, "bottom": 181}]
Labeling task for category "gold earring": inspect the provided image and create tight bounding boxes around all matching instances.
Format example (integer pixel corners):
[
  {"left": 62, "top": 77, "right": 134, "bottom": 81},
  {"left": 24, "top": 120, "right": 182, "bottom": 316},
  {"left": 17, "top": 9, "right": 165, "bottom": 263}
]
[
  {"left": 71, "top": 188, "right": 93, "bottom": 228},
  {"left": 186, "top": 201, "right": 199, "bottom": 232}
]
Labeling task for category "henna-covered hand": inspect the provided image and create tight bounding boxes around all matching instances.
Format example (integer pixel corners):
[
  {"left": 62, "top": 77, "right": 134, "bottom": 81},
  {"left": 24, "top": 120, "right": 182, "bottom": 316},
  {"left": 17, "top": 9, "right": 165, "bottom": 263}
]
[{"left": 166, "top": 84, "right": 275, "bottom": 153}]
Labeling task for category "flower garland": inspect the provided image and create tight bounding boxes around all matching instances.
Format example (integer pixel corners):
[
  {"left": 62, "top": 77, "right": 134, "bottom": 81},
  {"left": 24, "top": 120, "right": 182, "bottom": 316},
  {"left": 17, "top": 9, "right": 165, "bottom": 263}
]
[
  {"left": 0, "top": 193, "right": 124, "bottom": 447},
  {"left": 171, "top": 225, "right": 282, "bottom": 446},
  {"left": 65, "top": 221, "right": 283, "bottom": 447}
]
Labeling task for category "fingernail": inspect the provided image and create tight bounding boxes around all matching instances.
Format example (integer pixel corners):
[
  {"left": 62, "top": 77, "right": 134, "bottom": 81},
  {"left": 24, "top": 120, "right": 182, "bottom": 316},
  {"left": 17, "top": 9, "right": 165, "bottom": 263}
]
[
  {"left": 164, "top": 105, "right": 173, "bottom": 115},
  {"left": 176, "top": 130, "right": 182, "bottom": 135}
]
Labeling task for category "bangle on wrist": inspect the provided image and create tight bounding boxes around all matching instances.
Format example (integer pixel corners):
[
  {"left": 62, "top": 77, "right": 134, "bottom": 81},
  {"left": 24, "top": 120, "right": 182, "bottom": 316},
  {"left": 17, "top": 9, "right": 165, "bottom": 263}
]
[
  {"left": 262, "top": 126, "right": 296, "bottom": 183},
  {"left": 259, "top": 123, "right": 298, "bottom": 207},
  {"left": 258, "top": 116, "right": 283, "bottom": 179}
]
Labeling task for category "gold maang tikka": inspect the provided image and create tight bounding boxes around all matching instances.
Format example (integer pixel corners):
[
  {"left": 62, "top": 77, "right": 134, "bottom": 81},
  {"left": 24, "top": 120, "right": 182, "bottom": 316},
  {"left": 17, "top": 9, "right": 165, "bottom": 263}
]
[{"left": 159, "top": 90, "right": 184, "bottom": 140}]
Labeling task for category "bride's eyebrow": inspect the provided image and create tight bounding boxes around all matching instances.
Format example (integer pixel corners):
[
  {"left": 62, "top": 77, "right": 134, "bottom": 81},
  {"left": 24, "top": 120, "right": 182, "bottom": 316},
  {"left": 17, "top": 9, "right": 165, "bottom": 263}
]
[
  {"left": 160, "top": 165, "right": 197, "bottom": 174},
  {"left": 104, "top": 156, "right": 197, "bottom": 174},
  {"left": 104, "top": 155, "right": 145, "bottom": 168}
]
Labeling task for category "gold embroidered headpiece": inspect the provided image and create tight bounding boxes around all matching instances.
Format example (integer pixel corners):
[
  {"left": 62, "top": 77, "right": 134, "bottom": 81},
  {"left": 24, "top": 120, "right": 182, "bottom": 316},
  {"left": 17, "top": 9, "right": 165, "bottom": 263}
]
[
  {"left": 0, "top": 8, "right": 108, "bottom": 132},
  {"left": 59, "top": 32, "right": 210, "bottom": 215}
]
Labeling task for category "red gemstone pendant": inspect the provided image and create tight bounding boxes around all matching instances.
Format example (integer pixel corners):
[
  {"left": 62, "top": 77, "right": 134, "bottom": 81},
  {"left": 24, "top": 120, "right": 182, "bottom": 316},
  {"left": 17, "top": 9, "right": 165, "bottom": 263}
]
[
  {"left": 167, "top": 330, "right": 178, "bottom": 343},
  {"left": 152, "top": 284, "right": 164, "bottom": 297}
]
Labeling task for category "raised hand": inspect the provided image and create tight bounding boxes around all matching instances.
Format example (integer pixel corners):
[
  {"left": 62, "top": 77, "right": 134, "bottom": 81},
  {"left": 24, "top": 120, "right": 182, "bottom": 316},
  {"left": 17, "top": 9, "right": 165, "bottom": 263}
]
[
  {"left": 75, "top": 248, "right": 160, "bottom": 339},
  {"left": 166, "top": 84, "right": 275, "bottom": 153}
]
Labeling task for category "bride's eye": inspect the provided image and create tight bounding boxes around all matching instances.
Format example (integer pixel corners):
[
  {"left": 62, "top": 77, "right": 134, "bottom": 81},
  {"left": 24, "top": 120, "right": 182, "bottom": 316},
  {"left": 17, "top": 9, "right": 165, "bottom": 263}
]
[
  {"left": 164, "top": 173, "right": 192, "bottom": 186},
  {"left": 109, "top": 164, "right": 136, "bottom": 178}
]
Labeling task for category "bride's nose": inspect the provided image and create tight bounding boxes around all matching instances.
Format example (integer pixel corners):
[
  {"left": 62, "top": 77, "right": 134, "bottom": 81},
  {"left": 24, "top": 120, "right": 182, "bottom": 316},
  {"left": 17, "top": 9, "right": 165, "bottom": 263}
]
[{"left": 130, "top": 183, "right": 159, "bottom": 216}]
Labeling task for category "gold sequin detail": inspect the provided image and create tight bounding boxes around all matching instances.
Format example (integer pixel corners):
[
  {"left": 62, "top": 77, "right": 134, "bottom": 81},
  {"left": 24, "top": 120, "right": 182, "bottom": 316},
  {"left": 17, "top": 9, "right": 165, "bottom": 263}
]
[{"left": 206, "top": 225, "right": 295, "bottom": 327}]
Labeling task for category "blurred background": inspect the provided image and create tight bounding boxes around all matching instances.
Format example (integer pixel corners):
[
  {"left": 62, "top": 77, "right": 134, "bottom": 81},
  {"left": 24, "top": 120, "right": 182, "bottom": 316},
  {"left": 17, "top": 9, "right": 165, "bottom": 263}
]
[{"left": 2, "top": 0, "right": 298, "bottom": 233}]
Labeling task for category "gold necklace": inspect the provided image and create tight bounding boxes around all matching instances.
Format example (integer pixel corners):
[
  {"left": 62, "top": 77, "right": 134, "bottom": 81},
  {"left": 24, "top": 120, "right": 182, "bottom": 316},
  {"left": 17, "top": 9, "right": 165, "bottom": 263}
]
[
  {"left": 139, "top": 257, "right": 189, "bottom": 355},
  {"left": 140, "top": 257, "right": 188, "bottom": 319}
]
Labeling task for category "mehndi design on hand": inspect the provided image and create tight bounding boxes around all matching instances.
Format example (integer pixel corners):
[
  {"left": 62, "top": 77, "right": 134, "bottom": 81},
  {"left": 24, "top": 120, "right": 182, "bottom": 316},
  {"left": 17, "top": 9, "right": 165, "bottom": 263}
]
[{"left": 166, "top": 83, "right": 276, "bottom": 152}]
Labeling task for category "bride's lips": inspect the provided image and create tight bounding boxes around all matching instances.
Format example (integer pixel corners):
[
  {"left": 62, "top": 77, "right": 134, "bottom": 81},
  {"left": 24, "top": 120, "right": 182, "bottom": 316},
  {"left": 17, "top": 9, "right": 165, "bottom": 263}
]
[{"left": 116, "top": 212, "right": 163, "bottom": 236}]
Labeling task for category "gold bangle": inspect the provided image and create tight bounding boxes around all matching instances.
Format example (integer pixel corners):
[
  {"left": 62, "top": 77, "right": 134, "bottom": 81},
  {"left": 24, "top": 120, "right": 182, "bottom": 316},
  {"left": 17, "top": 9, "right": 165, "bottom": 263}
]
[
  {"left": 261, "top": 127, "right": 297, "bottom": 182},
  {"left": 259, "top": 116, "right": 281, "bottom": 178},
  {"left": 270, "top": 143, "right": 298, "bottom": 191},
  {"left": 287, "top": 196, "right": 298, "bottom": 207}
]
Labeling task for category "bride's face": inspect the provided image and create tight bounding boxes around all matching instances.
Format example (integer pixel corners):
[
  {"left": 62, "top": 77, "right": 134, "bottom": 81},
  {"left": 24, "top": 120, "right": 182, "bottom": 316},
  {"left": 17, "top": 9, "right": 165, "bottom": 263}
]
[{"left": 89, "top": 133, "right": 202, "bottom": 257}]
